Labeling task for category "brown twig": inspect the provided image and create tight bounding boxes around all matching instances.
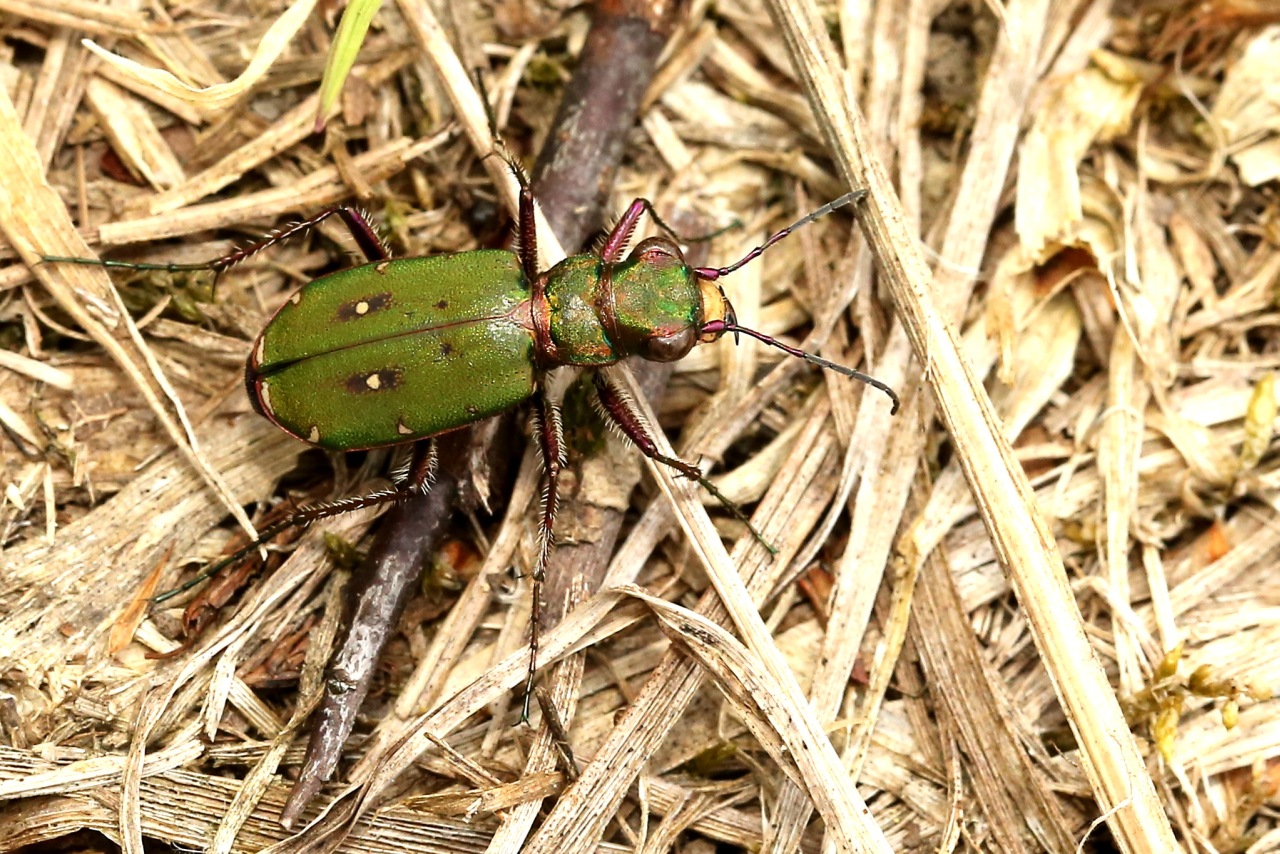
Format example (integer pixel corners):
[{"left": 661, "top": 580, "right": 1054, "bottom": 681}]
[{"left": 280, "top": 434, "right": 464, "bottom": 826}]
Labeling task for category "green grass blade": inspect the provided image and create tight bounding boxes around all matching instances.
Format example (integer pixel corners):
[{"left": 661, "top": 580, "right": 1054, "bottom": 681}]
[{"left": 316, "top": 0, "right": 382, "bottom": 131}]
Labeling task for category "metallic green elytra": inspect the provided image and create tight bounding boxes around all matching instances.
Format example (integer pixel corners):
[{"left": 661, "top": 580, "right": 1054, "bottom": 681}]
[
  {"left": 248, "top": 251, "right": 537, "bottom": 450},
  {"left": 246, "top": 238, "right": 727, "bottom": 452}
]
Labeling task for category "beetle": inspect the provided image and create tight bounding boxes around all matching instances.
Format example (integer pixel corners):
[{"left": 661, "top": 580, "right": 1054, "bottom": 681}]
[
  {"left": 245, "top": 191, "right": 898, "bottom": 453},
  {"left": 45, "top": 164, "right": 899, "bottom": 716}
]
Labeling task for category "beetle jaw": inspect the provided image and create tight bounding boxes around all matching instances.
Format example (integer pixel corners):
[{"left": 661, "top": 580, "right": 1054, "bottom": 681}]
[{"left": 697, "top": 279, "right": 733, "bottom": 344}]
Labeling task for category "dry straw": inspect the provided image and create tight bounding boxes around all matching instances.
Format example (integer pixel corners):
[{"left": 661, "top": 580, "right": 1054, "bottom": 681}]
[{"left": 1, "top": 1, "right": 1278, "bottom": 853}]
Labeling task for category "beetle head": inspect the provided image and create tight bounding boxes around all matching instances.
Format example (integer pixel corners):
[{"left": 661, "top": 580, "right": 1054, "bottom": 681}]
[{"left": 610, "top": 237, "right": 703, "bottom": 362}]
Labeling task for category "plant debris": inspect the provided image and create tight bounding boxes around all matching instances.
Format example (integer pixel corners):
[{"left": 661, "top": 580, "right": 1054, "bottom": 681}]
[{"left": 2, "top": 1, "right": 1280, "bottom": 852}]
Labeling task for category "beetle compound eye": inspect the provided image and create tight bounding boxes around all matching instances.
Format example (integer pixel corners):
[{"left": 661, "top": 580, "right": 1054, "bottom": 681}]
[
  {"left": 629, "top": 236, "right": 683, "bottom": 268},
  {"left": 643, "top": 326, "right": 697, "bottom": 362}
]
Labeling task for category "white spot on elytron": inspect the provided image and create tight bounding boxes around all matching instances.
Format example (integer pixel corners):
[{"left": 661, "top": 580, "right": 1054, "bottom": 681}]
[
  {"left": 397, "top": 419, "right": 413, "bottom": 435},
  {"left": 366, "top": 373, "right": 381, "bottom": 390},
  {"left": 308, "top": 426, "right": 321, "bottom": 443},
  {"left": 259, "top": 383, "right": 273, "bottom": 414},
  {"left": 253, "top": 337, "right": 266, "bottom": 365},
  {"left": 288, "top": 291, "right": 302, "bottom": 305},
  {"left": 355, "top": 300, "right": 370, "bottom": 315}
]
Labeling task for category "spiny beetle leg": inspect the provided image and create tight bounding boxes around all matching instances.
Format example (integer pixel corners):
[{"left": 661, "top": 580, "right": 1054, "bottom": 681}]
[
  {"left": 219, "top": 205, "right": 391, "bottom": 267},
  {"left": 336, "top": 206, "right": 392, "bottom": 262},
  {"left": 599, "top": 199, "right": 741, "bottom": 265},
  {"left": 598, "top": 199, "right": 648, "bottom": 264},
  {"left": 41, "top": 206, "right": 391, "bottom": 287},
  {"left": 592, "top": 371, "right": 777, "bottom": 555},
  {"left": 480, "top": 142, "right": 540, "bottom": 283},
  {"left": 395, "top": 439, "right": 438, "bottom": 490},
  {"left": 524, "top": 384, "right": 565, "bottom": 722},
  {"left": 153, "top": 440, "right": 437, "bottom": 605},
  {"left": 515, "top": 161, "right": 539, "bottom": 283}
]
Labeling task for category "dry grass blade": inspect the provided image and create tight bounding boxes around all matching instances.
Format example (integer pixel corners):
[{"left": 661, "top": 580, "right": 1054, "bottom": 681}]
[
  {"left": 5, "top": 2, "right": 1280, "bottom": 852},
  {"left": 762, "top": 0, "right": 1179, "bottom": 850},
  {"left": 628, "top": 584, "right": 876, "bottom": 850},
  {"left": 81, "top": 0, "right": 318, "bottom": 113},
  {"left": 0, "top": 0, "right": 152, "bottom": 38},
  {"left": 0, "top": 86, "right": 260, "bottom": 543}
]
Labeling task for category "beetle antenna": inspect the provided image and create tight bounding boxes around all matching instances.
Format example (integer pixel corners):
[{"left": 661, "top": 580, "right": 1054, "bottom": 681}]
[
  {"left": 692, "top": 189, "right": 867, "bottom": 281},
  {"left": 473, "top": 67, "right": 534, "bottom": 195},
  {"left": 705, "top": 319, "right": 900, "bottom": 414}
]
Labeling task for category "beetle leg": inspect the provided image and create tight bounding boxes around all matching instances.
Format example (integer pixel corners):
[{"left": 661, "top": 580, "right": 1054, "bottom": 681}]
[
  {"left": 514, "top": 164, "right": 540, "bottom": 284},
  {"left": 599, "top": 199, "right": 741, "bottom": 264},
  {"left": 523, "top": 383, "right": 565, "bottom": 722},
  {"left": 592, "top": 371, "right": 777, "bottom": 555},
  {"left": 480, "top": 141, "right": 541, "bottom": 282},
  {"left": 42, "top": 206, "right": 391, "bottom": 283},
  {"left": 220, "top": 205, "right": 392, "bottom": 268},
  {"left": 337, "top": 206, "right": 393, "bottom": 262},
  {"left": 152, "top": 468, "right": 430, "bottom": 605},
  {"left": 598, "top": 199, "right": 648, "bottom": 263},
  {"left": 394, "top": 439, "right": 438, "bottom": 491}
]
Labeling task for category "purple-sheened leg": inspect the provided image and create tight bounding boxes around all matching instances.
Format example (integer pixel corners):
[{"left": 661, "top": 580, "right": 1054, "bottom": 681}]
[
  {"left": 483, "top": 145, "right": 540, "bottom": 280},
  {"left": 593, "top": 370, "right": 710, "bottom": 481},
  {"left": 158, "top": 443, "right": 436, "bottom": 606},
  {"left": 153, "top": 472, "right": 429, "bottom": 605},
  {"left": 523, "top": 383, "right": 565, "bottom": 721},
  {"left": 336, "top": 206, "right": 393, "bottom": 262},
  {"left": 593, "top": 371, "right": 777, "bottom": 552},
  {"left": 600, "top": 198, "right": 740, "bottom": 263},
  {"left": 593, "top": 371, "right": 698, "bottom": 479},
  {"left": 220, "top": 205, "right": 391, "bottom": 269},
  {"left": 514, "top": 167, "right": 540, "bottom": 283},
  {"left": 43, "top": 205, "right": 391, "bottom": 276},
  {"left": 599, "top": 198, "right": 648, "bottom": 263}
]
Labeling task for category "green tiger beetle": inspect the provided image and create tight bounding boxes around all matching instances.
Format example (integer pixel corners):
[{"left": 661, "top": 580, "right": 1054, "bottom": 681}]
[{"left": 45, "top": 163, "right": 899, "bottom": 719}]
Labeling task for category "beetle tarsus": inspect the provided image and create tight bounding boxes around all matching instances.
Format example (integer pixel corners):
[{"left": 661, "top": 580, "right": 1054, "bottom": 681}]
[{"left": 523, "top": 386, "right": 565, "bottom": 723}]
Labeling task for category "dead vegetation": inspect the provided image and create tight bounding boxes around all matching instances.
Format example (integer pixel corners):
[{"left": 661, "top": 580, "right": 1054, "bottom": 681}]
[{"left": 1, "top": 0, "right": 1279, "bottom": 852}]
